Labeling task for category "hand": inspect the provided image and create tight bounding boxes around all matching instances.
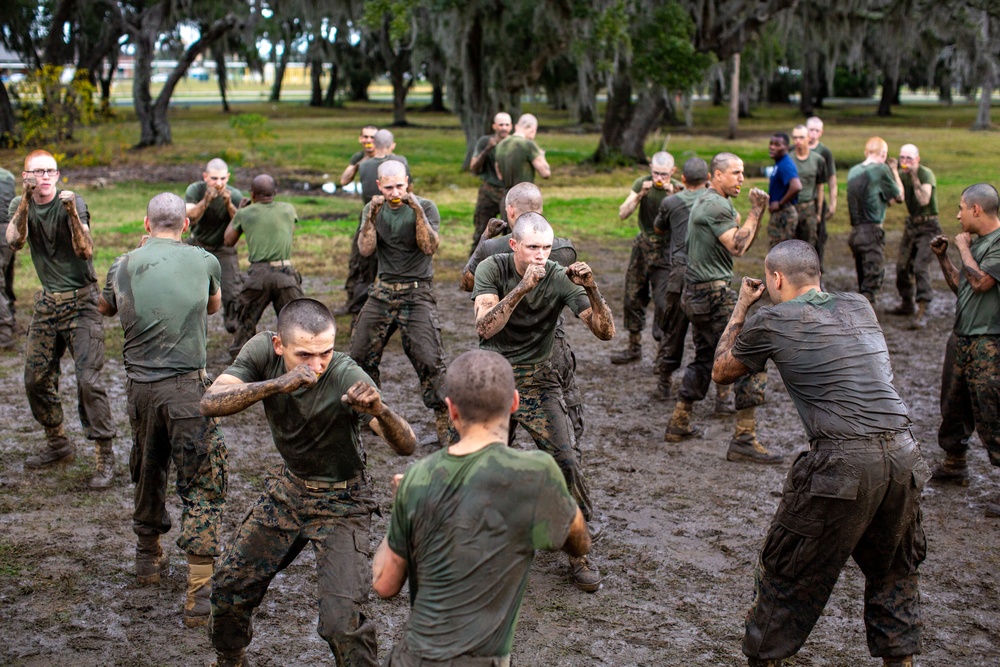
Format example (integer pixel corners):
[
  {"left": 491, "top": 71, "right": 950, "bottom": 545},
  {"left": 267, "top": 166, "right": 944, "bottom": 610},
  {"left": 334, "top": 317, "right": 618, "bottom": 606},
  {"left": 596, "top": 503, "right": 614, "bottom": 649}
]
[
  {"left": 748, "top": 188, "right": 769, "bottom": 212},
  {"left": 137, "top": 234, "right": 150, "bottom": 248},
  {"left": 565, "top": 261, "right": 596, "bottom": 288},
  {"left": 485, "top": 217, "right": 509, "bottom": 238},
  {"left": 219, "top": 188, "right": 232, "bottom": 204},
  {"left": 370, "top": 195, "right": 385, "bottom": 216},
  {"left": 204, "top": 186, "right": 220, "bottom": 203},
  {"left": 768, "top": 201, "right": 780, "bottom": 213},
  {"left": 887, "top": 157, "right": 899, "bottom": 172},
  {"left": 520, "top": 263, "right": 547, "bottom": 290},
  {"left": 391, "top": 473, "right": 404, "bottom": 500},
  {"left": 488, "top": 136, "right": 499, "bottom": 148},
  {"left": 930, "top": 235, "right": 949, "bottom": 256},
  {"left": 827, "top": 202, "right": 836, "bottom": 219},
  {"left": 739, "top": 277, "right": 766, "bottom": 306},
  {"left": 58, "top": 190, "right": 77, "bottom": 212},
  {"left": 955, "top": 232, "right": 972, "bottom": 248},
  {"left": 279, "top": 364, "right": 318, "bottom": 393},
  {"left": 401, "top": 193, "right": 420, "bottom": 209},
  {"left": 22, "top": 176, "right": 36, "bottom": 197},
  {"left": 640, "top": 180, "right": 653, "bottom": 196},
  {"left": 342, "top": 380, "right": 385, "bottom": 417}
]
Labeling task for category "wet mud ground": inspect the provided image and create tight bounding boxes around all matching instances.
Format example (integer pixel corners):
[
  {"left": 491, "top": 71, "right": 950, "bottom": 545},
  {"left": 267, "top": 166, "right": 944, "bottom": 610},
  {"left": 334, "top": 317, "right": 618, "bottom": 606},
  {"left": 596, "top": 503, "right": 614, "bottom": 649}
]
[{"left": 0, "top": 228, "right": 998, "bottom": 667}]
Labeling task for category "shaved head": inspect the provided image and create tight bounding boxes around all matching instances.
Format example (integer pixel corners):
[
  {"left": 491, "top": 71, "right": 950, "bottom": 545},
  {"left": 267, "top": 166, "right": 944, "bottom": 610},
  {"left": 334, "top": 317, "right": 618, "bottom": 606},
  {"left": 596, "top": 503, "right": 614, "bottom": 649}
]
[
  {"left": 445, "top": 350, "right": 516, "bottom": 423},
  {"left": 377, "top": 159, "right": 407, "bottom": 180},
  {"left": 765, "top": 240, "right": 822, "bottom": 288},
  {"left": 146, "top": 192, "right": 187, "bottom": 232},
  {"left": 961, "top": 183, "right": 1000, "bottom": 217},
  {"left": 806, "top": 116, "right": 824, "bottom": 131},
  {"left": 865, "top": 137, "right": 888, "bottom": 157},
  {"left": 374, "top": 129, "right": 394, "bottom": 150},
  {"left": 505, "top": 182, "right": 543, "bottom": 220},
  {"left": 494, "top": 112, "right": 512, "bottom": 125},
  {"left": 206, "top": 158, "right": 228, "bottom": 173},
  {"left": 651, "top": 152, "right": 675, "bottom": 169},
  {"left": 899, "top": 143, "right": 919, "bottom": 158},
  {"left": 710, "top": 152, "right": 740, "bottom": 176},
  {"left": 511, "top": 211, "right": 552, "bottom": 241},
  {"left": 516, "top": 114, "right": 538, "bottom": 131},
  {"left": 277, "top": 298, "right": 335, "bottom": 342},
  {"left": 251, "top": 174, "right": 276, "bottom": 198},
  {"left": 682, "top": 157, "right": 709, "bottom": 185}
]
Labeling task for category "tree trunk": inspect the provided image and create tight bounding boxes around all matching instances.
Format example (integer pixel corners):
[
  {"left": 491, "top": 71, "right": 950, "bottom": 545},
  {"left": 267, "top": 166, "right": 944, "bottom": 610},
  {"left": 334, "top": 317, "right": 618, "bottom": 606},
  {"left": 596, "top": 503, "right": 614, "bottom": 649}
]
[
  {"left": 309, "top": 55, "right": 323, "bottom": 107},
  {"left": 877, "top": 75, "right": 895, "bottom": 117},
  {"left": 389, "top": 51, "right": 411, "bottom": 126},
  {"left": 938, "top": 75, "right": 953, "bottom": 105},
  {"left": 215, "top": 48, "right": 230, "bottom": 113},
  {"left": 712, "top": 70, "right": 724, "bottom": 106},
  {"left": 683, "top": 91, "right": 694, "bottom": 129},
  {"left": 270, "top": 35, "right": 290, "bottom": 102},
  {"left": 132, "top": 12, "right": 160, "bottom": 147},
  {"left": 0, "top": 79, "right": 17, "bottom": 146},
  {"left": 594, "top": 69, "right": 633, "bottom": 162},
  {"left": 728, "top": 53, "right": 740, "bottom": 139},
  {"left": 575, "top": 57, "right": 598, "bottom": 125},
  {"left": 324, "top": 63, "right": 339, "bottom": 107},
  {"left": 972, "top": 69, "right": 994, "bottom": 130},
  {"left": 800, "top": 59, "right": 814, "bottom": 116},
  {"left": 428, "top": 82, "right": 446, "bottom": 112}
]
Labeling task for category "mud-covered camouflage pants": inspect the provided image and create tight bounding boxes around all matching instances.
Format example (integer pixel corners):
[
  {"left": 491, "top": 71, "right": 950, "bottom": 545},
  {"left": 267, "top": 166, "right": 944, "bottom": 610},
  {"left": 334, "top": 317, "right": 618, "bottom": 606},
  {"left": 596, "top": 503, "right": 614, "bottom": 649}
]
[
  {"left": 211, "top": 466, "right": 377, "bottom": 666},
  {"left": 795, "top": 201, "right": 821, "bottom": 253},
  {"left": 768, "top": 204, "right": 799, "bottom": 249},
  {"left": 551, "top": 322, "right": 585, "bottom": 443},
  {"left": 509, "top": 362, "right": 593, "bottom": 521},
  {"left": 25, "top": 285, "right": 115, "bottom": 439},
  {"left": 343, "top": 218, "right": 378, "bottom": 315},
  {"left": 127, "top": 371, "right": 227, "bottom": 556},
  {"left": 229, "top": 263, "right": 304, "bottom": 359},
  {"left": 349, "top": 282, "right": 447, "bottom": 411},
  {"left": 938, "top": 334, "right": 1000, "bottom": 466},
  {"left": 471, "top": 182, "right": 505, "bottom": 252},
  {"left": 848, "top": 223, "right": 886, "bottom": 305},
  {"left": 744, "top": 431, "right": 929, "bottom": 663},
  {"left": 188, "top": 239, "right": 243, "bottom": 333},
  {"left": 679, "top": 285, "right": 766, "bottom": 408},
  {"left": 622, "top": 233, "right": 669, "bottom": 340},
  {"left": 654, "top": 264, "right": 690, "bottom": 382},
  {"left": 896, "top": 216, "right": 942, "bottom": 305}
]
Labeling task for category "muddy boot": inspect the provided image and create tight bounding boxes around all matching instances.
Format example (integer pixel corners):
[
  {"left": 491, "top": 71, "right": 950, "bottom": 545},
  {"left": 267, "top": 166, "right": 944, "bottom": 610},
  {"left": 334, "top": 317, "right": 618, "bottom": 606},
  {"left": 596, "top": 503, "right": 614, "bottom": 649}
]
[
  {"left": 886, "top": 299, "right": 915, "bottom": 316},
  {"left": 883, "top": 657, "right": 913, "bottom": 667},
  {"left": 651, "top": 373, "right": 672, "bottom": 401},
  {"left": 568, "top": 554, "right": 601, "bottom": 593},
  {"left": 183, "top": 555, "right": 213, "bottom": 628},
  {"left": 213, "top": 649, "right": 250, "bottom": 667},
  {"left": 663, "top": 401, "right": 700, "bottom": 443},
  {"left": 135, "top": 534, "right": 169, "bottom": 585},
  {"left": 909, "top": 302, "right": 928, "bottom": 330},
  {"left": 930, "top": 454, "right": 969, "bottom": 487},
  {"left": 610, "top": 332, "right": 642, "bottom": 365},
  {"left": 714, "top": 385, "right": 736, "bottom": 415},
  {"left": 88, "top": 439, "right": 116, "bottom": 489},
  {"left": 24, "top": 425, "right": 76, "bottom": 468},
  {"left": 726, "top": 409, "right": 782, "bottom": 465}
]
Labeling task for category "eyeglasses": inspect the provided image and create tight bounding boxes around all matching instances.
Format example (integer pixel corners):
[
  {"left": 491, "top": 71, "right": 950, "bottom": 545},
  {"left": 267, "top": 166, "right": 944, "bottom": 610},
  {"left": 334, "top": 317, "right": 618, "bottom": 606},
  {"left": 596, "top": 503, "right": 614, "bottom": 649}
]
[{"left": 28, "top": 169, "right": 59, "bottom": 177}]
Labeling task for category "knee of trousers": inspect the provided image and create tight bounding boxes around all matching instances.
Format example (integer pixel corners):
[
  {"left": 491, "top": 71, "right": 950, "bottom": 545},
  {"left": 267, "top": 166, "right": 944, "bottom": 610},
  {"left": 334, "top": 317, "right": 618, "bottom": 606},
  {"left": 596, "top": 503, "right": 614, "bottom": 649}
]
[
  {"left": 209, "top": 611, "right": 254, "bottom": 652},
  {"left": 317, "top": 601, "right": 367, "bottom": 644}
]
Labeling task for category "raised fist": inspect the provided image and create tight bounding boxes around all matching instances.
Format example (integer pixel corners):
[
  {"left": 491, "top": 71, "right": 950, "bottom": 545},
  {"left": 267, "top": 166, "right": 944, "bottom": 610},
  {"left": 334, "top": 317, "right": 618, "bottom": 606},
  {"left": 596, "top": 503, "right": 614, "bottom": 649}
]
[
  {"left": 280, "top": 363, "right": 318, "bottom": 393},
  {"left": 748, "top": 188, "right": 769, "bottom": 211},
  {"left": 521, "top": 263, "right": 547, "bottom": 290},
  {"left": 485, "top": 217, "right": 509, "bottom": 238},
  {"left": 342, "top": 381, "right": 384, "bottom": 416},
  {"left": 565, "top": 261, "right": 596, "bottom": 288},
  {"left": 59, "top": 190, "right": 77, "bottom": 212},
  {"left": 929, "top": 235, "right": 948, "bottom": 256}
]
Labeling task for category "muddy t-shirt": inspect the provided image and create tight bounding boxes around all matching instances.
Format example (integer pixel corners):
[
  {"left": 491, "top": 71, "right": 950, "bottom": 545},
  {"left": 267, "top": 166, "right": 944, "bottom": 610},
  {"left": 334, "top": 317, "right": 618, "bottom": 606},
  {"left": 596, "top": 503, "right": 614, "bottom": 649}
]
[
  {"left": 494, "top": 136, "right": 542, "bottom": 189},
  {"left": 955, "top": 227, "right": 1000, "bottom": 336},
  {"left": 231, "top": 201, "right": 298, "bottom": 263},
  {"left": 185, "top": 182, "right": 243, "bottom": 248},
  {"left": 792, "top": 151, "right": 828, "bottom": 203},
  {"left": 473, "top": 255, "right": 589, "bottom": 366},
  {"left": 847, "top": 162, "right": 899, "bottom": 226},
  {"left": 0, "top": 168, "right": 14, "bottom": 227},
  {"left": 656, "top": 188, "right": 708, "bottom": 280},
  {"left": 361, "top": 196, "right": 439, "bottom": 283},
  {"left": 387, "top": 442, "right": 577, "bottom": 660},
  {"left": 473, "top": 135, "right": 504, "bottom": 188},
  {"left": 732, "top": 290, "right": 910, "bottom": 440},
  {"left": 349, "top": 150, "right": 365, "bottom": 166},
  {"left": 466, "top": 234, "right": 577, "bottom": 276},
  {"left": 10, "top": 191, "right": 97, "bottom": 293},
  {"left": 224, "top": 332, "right": 374, "bottom": 481},
  {"left": 685, "top": 189, "right": 738, "bottom": 285},
  {"left": 358, "top": 155, "right": 411, "bottom": 205},
  {"left": 102, "top": 238, "right": 220, "bottom": 382},
  {"left": 630, "top": 176, "right": 676, "bottom": 238},
  {"left": 902, "top": 165, "right": 938, "bottom": 218}
]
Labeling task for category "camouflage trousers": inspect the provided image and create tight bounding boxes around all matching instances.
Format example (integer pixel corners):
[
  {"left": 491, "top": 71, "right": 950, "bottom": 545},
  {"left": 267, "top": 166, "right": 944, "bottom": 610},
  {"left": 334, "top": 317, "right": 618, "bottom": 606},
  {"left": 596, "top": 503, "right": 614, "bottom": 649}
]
[
  {"left": 794, "top": 201, "right": 821, "bottom": 252},
  {"left": 848, "top": 223, "right": 886, "bottom": 305},
  {"left": 896, "top": 216, "right": 942, "bottom": 305},
  {"left": 229, "top": 262, "right": 304, "bottom": 359},
  {"left": 938, "top": 334, "right": 1000, "bottom": 466},
  {"left": 188, "top": 239, "right": 243, "bottom": 333},
  {"left": 343, "top": 218, "right": 378, "bottom": 315},
  {"left": 387, "top": 640, "right": 510, "bottom": 667},
  {"left": 744, "top": 431, "right": 928, "bottom": 662},
  {"left": 127, "top": 371, "right": 227, "bottom": 556},
  {"left": 211, "top": 466, "right": 378, "bottom": 666},
  {"left": 622, "top": 233, "right": 670, "bottom": 339},
  {"left": 25, "top": 285, "right": 116, "bottom": 440},
  {"left": 679, "top": 285, "right": 766, "bottom": 408},
  {"left": 509, "top": 362, "right": 593, "bottom": 521},
  {"left": 654, "top": 266, "right": 690, "bottom": 381},
  {"left": 471, "top": 182, "right": 505, "bottom": 252},
  {"left": 768, "top": 204, "right": 799, "bottom": 249},
  {"left": 551, "top": 326, "right": 585, "bottom": 443},
  {"left": 349, "top": 282, "right": 447, "bottom": 411}
]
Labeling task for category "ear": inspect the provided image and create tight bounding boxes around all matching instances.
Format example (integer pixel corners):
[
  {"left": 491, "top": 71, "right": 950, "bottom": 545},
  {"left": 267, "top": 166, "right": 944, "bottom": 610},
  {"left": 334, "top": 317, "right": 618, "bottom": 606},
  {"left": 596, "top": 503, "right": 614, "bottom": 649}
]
[
  {"left": 182, "top": 217, "right": 190, "bottom": 233},
  {"left": 510, "top": 390, "right": 520, "bottom": 414},
  {"left": 272, "top": 334, "right": 283, "bottom": 357},
  {"left": 508, "top": 236, "right": 517, "bottom": 251},
  {"left": 445, "top": 397, "right": 461, "bottom": 423},
  {"left": 143, "top": 217, "right": 152, "bottom": 234}
]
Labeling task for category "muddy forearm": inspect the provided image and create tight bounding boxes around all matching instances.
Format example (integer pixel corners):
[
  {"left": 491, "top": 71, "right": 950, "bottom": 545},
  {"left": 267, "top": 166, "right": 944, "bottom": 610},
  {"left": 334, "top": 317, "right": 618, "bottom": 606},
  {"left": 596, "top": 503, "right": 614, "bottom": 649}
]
[
  {"left": 201, "top": 378, "right": 286, "bottom": 417},
  {"left": 412, "top": 205, "right": 439, "bottom": 255},
  {"left": 957, "top": 243, "right": 994, "bottom": 292},
  {"left": 373, "top": 405, "right": 416, "bottom": 455},
  {"left": 7, "top": 200, "right": 29, "bottom": 249},
  {"left": 477, "top": 287, "right": 529, "bottom": 339},
  {"left": 733, "top": 207, "right": 764, "bottom": 255},
  {"left": 936, "top": 254, "right": 960, "bottom": 294},
  {"left": 188, "top": 198, "right": 209, "bottom": 223},
  {"left": 583, "top": 285, "right": 615, "bottom": 340},
  {"left": 67, "top": 207, "right": 94, "bottom": 259},
  {"left": 358, "top": 209, "right": 378, "bottom": 257}
]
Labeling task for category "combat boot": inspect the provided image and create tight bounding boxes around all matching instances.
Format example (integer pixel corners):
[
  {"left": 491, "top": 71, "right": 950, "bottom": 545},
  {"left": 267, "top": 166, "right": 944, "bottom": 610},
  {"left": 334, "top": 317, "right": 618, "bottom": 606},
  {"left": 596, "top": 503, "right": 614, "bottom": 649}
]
[
  {"left": 212, "top": 649, "right": 250, "bottom": 667},
  {"left": 88, "top": 439, "right": 116, "bottom": 489},
  {"left": 568, "top": 554, "right": 601, "bottom": 592},
  {"left": 651, "top": 373, "right": 672, "bottom": 401},
  {"left": 24, "top": 425, "right": 76, "bottom": 468},
  {"left": 909, "top": 302, "right": 928, "bottom": 330},
  {"left": 886, "top": 300, "right": 915, "bottom": 316},
  {"left": 135, "top": 534, "right": 169, "bottom": 585},
  {"left": 726, "top": 410, "right": 782, "bottom": 465},
  {"left": 610, "top": 332, "right": 642, "bottom": 364},
  {"left": 930, "top": 454, "right": 969, "bottom": 486},
  {"left": 183, "top": 555, "right": 214, "bottom": 628},
  {"left": 663, "top": 401, "right": 700, "bottom": 442},
  {"left": 883, "top": 657, "right": 913, "bottom": 667},
  {"left": 714, "top": 384, "right": 736, "bottom": 415}
]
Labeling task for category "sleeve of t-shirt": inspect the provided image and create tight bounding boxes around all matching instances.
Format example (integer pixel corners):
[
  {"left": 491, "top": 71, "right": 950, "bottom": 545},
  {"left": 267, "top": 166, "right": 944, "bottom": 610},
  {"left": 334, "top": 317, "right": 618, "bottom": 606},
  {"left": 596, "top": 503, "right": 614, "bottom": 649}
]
[
  {"left": 730, "top": 311, "right": 774, "bottom": 373},
  {"left": 222, "top": 332, "right": 272, "bottom": 382},
  {"left": 922, "top": 168, "right": 936, "bottom": 190},
  {"left": 708, "top": 201, "right": 738, "bottom": 239},
  {"left": 978, "top": 236, "right": 1000, "bottom": 283},
  {"left": 230, "top": 208, "right": 245, "bottom": 232},
  {"left": 528, "top": 141, "right": 542, "bottom": 161},
  {"left": 631, "top": 177, "right": 645, "bottom": 195},
  {"left": 386, "top": 474, "right": 412, "bottom": 560},
  {"left": 530, "top": 453, "right": 578, "bottom": 551},
  {"left": 8, "top": 195, "right": 21, "bottom": 220},
  {"left": 75, "top": 195, "right": 90, "bottom": 227},
  {"left": 822, "top": 148, "right": 836, "bottom": 176},
  {"left": 230, "top": 187, "right": 244, "bottom": 208},
  {"left": 101, "top": 254, "right": 125, "bottom": 311},
  {"left": 350, "top": 151, "right": 364, "bottom": 166},
  {"left": 779, "top": 159, "right": 798, "bottom": 187},
  {"left": 472, "top": 255, "right": 502, "bottom": 300},
  {"left": 206, "top": 252, "right": 222, "bottom": 295},
  {"left": 184, "top": 183, "right": 202, "bottom": 205},
  {"left": 473, "top": 136, "right": 490, "bottom": 158},
  {"left": 420, "top": 199, "right": 440, "bottom": 233}
]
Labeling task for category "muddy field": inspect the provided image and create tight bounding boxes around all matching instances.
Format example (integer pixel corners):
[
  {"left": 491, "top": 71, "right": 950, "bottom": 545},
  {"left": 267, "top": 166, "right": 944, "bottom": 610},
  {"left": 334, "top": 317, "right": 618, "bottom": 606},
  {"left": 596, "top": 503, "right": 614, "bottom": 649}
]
[{"left": 0, "top": 221, "right": 998, "bottom": 667}]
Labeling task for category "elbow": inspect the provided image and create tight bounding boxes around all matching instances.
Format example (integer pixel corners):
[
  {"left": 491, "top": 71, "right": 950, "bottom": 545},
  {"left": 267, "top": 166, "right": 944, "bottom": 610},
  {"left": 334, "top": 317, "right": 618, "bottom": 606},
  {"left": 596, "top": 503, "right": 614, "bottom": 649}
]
[
  {"left": 476, "top": 323, "right": 494, "bottom": 340},
  {"left": 597, "top": 323, "right": 616, "bottom": 341},
  {"left": 460, "top": 272, "right": 474, "bottom": 292},
  {"left": 199, "top": 396, "right": 221, "bottom": 417},
  {"left": 372, "top": 578, "right": 401, "bottom": 599}
]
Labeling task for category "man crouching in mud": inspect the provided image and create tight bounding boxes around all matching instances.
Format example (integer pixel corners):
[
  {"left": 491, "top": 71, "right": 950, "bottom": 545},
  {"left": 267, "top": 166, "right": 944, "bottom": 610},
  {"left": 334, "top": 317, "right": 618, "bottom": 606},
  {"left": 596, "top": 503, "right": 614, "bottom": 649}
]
[{"left": 712, "top": 240, "right": 929, "bottom": 667}]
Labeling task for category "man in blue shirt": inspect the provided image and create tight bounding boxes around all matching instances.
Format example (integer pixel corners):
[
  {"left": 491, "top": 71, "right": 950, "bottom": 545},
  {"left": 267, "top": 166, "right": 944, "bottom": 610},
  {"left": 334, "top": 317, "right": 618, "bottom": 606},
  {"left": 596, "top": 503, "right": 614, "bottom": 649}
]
[{"left": 766, "top": 133, "right": 802, "bottom": 249}]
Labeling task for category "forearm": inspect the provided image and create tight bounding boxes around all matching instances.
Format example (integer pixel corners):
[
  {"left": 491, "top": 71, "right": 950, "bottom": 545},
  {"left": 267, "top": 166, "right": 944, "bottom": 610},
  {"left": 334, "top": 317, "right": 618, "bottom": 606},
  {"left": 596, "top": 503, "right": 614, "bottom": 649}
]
[
  {"left": 373, "top": 405, "right": 416, "bottom": 455},
  {"left": 67, "top": 209, "right": 94, "bottom": 259},
  {"left": 828, "top": 179, "right": 838, "bottom": 212},
  {"left": 188, "top": 199, "right": 208, "bottom": 223},
  {"left": 936, "top": 255, "right": 960, "bottom": 294},
  {"left": 372, "top": 537, "right": 406, "bottom": 598},
  {"left": 340, "top": 164, "right": 358, "bottom": 186},
  {"left": 357, "top": 213, "right": 378, "bottom": 257},
  {"left": 711, "top": 300, "right": 754, "bottom": 384},
  {"left": 469, "top": 152, "right": 487, "bottom": 174},
  {"left": 778, "top": 185, "right": 801, "bottom": 209},
  {"left": 957, "top": 244, "right": 995, "bottom": 291},
  {"left": 619, "top": 198, "right": 639, "bottom": 220},
  {"left": 477, "top": 289, "right": 528, "bottom": 339},
  {"left": 732, "top": 209, "right": 763, "bottom": 255},
  {"left": 412, "top": 207, "right": 439, "bottom": 254},
  {"left": 7, "top": 201, "right": 29, "bottom": 249},
  {"left": 200, "top": 379, "right": 284, "bottom": 416},
  {"left": 716, "top": 301, "right": 751, "bottom": 363},
  {"left": 911, "top": 176, "right": 931, "bottom": 207},
  {"left": 583, "top": 285, "right": 615, "bottom": 340}
]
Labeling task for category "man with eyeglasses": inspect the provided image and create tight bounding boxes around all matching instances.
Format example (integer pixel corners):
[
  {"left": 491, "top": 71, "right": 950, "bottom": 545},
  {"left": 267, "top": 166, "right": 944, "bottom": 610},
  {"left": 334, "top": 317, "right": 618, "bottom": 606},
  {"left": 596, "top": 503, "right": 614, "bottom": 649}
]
[
  {"left": 6, "top": 150, "right": 117, "bottom": 488},
  {"left": 611, "top": 151, "right": 681, "bottom": 365}
]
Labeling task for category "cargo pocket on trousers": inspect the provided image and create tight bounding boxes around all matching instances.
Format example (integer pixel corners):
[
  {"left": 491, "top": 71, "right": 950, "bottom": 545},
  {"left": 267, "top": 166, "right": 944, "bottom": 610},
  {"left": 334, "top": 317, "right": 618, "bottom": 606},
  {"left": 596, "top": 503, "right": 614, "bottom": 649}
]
[
  {"left": 911, "top": 459, "right": 932, "bottom": 490},
  {"left": 809, "top": 472, "right": 860, "bottom": 500},
  {"left": 761, "top": 508, "right": 824, "bottom": 580},
  {"left": 168, "top": 402, "right": 210, "bottom": 486}
]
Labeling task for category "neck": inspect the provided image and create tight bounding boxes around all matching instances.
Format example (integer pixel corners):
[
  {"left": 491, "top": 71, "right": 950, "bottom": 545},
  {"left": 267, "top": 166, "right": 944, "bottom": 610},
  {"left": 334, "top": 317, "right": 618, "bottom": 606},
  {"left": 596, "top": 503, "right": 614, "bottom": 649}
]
[
  {"left": 149, "top": 230, "right": 183, "bottom": 241},
  {"left": 34, "top": 190, "right": 56, "bottom": 205},
  {"left": 254, "top": 195, "right": 274, "bottom": 205},
  {"left": 862, "top": 156, "right": 878, "bottom": 165},
  {"left": 808, "top": 139, "right": 819, "bottom": 149},
  {"left": 374, "top": 150, "right": 390, "bottom": 158},
  {"left": 708, "top": 183, "right": 730, "bottom": 200},
  {"left": 794, "top": 146, "right": 809, "bottom": 159},
  {"left": 448, "top": 420, "right": 510, "bottom": 456}
]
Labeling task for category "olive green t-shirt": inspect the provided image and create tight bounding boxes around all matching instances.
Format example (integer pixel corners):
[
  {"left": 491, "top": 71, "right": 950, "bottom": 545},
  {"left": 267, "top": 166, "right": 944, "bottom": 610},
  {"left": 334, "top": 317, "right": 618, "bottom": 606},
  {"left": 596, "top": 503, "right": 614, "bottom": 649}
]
[
  {"left": 473, "top": 255, "right": 589, "bottom": 365},
  {"left": 685, "top": 189, "right": 738, "bottom": 285},
  {"left": 0, "top": 168, "right": 14, "bottom": 227},
  {"left": 630, "top": 176, "right": 678, "bottom": 238},
  {"left": 349, "top": 150, "right": 365, "bottom": 166},
  {"left": 494, "top": 136, "right": 542, "bottom": 189},
  {"left": 361, "top": 196, "right": 440, "bottom": 283},
  {"left": 473, "top": 135, "right": 504, "bottom": 188},
  {"left": 846, "top": 162, "right": 900, "bottom": 226},
  {"left": 231, "top": 201, "right": 298, "bottom": 263},
  {"left": 102, "top": 238, "right": 221, "bottom": 382},
  {"left": 358, "top": 155, "right": 411, "bottom": 205},
  {"left": 733, "top": 290, "right": 911, "bottom": 440},
  {"left": 792, "top": 150, "right": 828, "bottom": 203},
  {"left": 955, "top": 227, "right": 1000, "bottom": 336},
  {"left": 814, "top": 142, "right": 836, "bottom": 177},
  {"left": 224, "top": 332, "right": 375, "bottom": 481},
  {"left": 902, "top": 164, "right": 938, "bottom": 218},
  {"left": 185, "top": 182, "right": 243, "bottom": 248},
  {"left": 387, "top": 442, "right": 577, "bottom": 660},
  {"left": 10, "top": 191, "right": 97, "bottom": 293}
]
